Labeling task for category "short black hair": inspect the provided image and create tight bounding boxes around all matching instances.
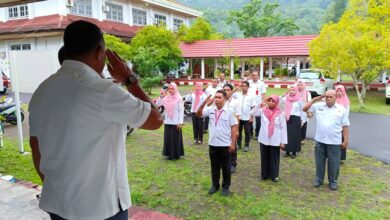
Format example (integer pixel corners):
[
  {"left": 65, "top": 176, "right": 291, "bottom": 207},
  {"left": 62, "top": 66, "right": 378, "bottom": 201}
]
[
  {"left": 64, "top": 20, "right": 103, "bottom": 56},
  {"left": 223, "top": 83, "right": 233, "bottom": 90},
  {"left": 58, "top": 46, "right": 66, "bottom": 65},
  {"left": 241, "top": 81, "right": 250, "bottom": 87},
  {"left": 215, "top": 90, "right": 227, "bottom": 98}
]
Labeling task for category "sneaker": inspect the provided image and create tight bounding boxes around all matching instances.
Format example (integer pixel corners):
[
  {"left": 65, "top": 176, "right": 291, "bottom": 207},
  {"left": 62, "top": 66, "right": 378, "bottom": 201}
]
[
  {"left": 283, "top": 153, "right": 290, "bottom": 157},
  {"left": 230, "top": 165, "right": 236, "bottom": 173},
  {"left": 329, "top": 182, "right": 337, "bottom": 190},
  {"left": 198, "top": 140, "right": 203, "bottom": 144},
  {"left": 313, "top": 179, "right": 323, "bottom": 187},
  {"left": 243, "top": 146, "right": 249, "bottom": 152},
  {"left": 194, "top": 140, "right": 198, "bottom": 144},
  {"left": 291, "top": 154, "right": 297, "bottom": 159},
  {"left": 221, "top": 188, "right": 230, "bottom": 196},
  {"left": 208, "top": 186, "right": 219, "bottom": 194},
  {"left": 272, "top": 177, "right": 279, "bottom": 182}
]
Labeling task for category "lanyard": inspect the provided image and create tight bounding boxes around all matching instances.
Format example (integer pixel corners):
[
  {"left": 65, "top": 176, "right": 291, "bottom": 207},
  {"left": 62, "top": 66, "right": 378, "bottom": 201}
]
[{"left": 214, "top": 109, "right": 224, "bottom": 126}]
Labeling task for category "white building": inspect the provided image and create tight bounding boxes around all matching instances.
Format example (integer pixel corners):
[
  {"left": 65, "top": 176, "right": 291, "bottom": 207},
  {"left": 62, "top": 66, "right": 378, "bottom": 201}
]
[{"left": 0, "top": 0, "right": 201, "bottom": 92}]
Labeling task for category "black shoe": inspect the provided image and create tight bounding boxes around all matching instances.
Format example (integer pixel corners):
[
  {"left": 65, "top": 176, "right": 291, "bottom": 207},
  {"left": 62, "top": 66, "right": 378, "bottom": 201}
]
[
  {"left": 272, "top": 177, "right": 279, "bottom": 182},
  {"left": 329, "top": 182, "right": 337, "bottom": 190},
  {"left": 221, "top": 188, "right": 230, "bottom": 196},
  {"left": 313, "top": 179, "right": 323, "bottom": 187},
  {"left": 283, "top": 153, "right": 290, "bottom": 157},
  {"left": 208, "top": 186, "right": 219, "bottom": 194},
  {"left": 194, "top": 140, "right": 198, "bottom": 144},
  {"left": 230, "top": 165, "right": 236, "bottom": 173},
  {"left": 291, "top": 154, "right": 296, "bottom": 159}
]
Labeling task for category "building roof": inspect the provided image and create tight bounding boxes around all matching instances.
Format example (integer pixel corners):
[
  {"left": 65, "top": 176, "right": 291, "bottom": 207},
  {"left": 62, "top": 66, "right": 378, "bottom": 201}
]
[
  {"left": 0, "top": 14, "right": 142, "bottom": 39},
  {"left": 143, "top": 0, "right": 203, "bottom": 17},
  {"left": 179, "top": 35, "right": 318, "bottom": 58}
]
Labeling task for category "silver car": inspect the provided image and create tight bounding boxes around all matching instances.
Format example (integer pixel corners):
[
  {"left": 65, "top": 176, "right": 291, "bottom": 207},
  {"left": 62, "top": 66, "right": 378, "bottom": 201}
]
[{"left": 297, "top": 69, "right": 334, "bottom": 96}]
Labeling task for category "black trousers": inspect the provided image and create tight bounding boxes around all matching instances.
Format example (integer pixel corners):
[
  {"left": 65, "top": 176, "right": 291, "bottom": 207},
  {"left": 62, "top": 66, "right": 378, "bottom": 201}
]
[
  {"left": 204, "top": 116, "right": 209, "bottom": 131},
  {"left": 49, "top": 207, "right": 128, "bottom": 220},
  {"left": 255, "top": 116, "right": 261, "bottom": 137},
  {"left": 191, "top": 113, "right": 204, "bottom": 141},
  {"left": 260, "top": 143, "right": 280, "bottom": 180},
  {"left": 238, "top": 120, "right": 251, "bottom": 147},
  {"left": 209, "top": 146, "right": 231, "bottom": 189},
  {"left": 341, "top": 135, "right": 346, "bottom": 160},
  {"left": 301, "top": 122, "right": 307, "bottom": 140}
]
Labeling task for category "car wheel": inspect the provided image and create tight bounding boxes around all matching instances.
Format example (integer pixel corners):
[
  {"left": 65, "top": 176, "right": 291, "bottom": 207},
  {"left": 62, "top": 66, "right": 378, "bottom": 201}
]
[
  {"left": 0, "top": 88, "right": 6, "bottom": 94},
  {"left": 386, "top": 98, "right": 390, "bottom": 105}
]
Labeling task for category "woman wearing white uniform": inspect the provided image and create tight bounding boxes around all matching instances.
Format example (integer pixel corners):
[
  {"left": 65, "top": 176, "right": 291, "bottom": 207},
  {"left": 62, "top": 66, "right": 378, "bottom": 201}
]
[
  {"left": 156, "top": 82, "right": 184, "bottom": 160},
  {"left": 296, "top": 80, "right": 312, "bottom": 144},
  {"left": 185, "top": 82, "right": 207, "bottom": 144},
  {"left": 335, "top": 85, "right": 350, "bottom": 162},
  {"left": 282, "top": 86, "right": 304, "bottom": 158},
  {"left": 250, "top": 94, "right": 287, "bottom": 182}
]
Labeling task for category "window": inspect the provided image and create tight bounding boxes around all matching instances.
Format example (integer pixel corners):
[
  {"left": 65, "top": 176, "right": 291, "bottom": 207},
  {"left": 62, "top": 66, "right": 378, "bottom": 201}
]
[
  {"left": 10, "top": 44, "right": 31, "bottom": 51},
  {"left": 106, "top": 3, "right": 123, "bottom": 22},
  {"left": 70, "top": 0, "right": 92, "bottom": 17},
  {"left": 132, "top": 8, "right": 147, "bottom": 26},
  {"left": 8, "top": 5, "right": 28, "bottom": 19},
  {"left": 154, "top": 14, "right": 166, "bottom": 26},
  {"left": 173, "top": 18, "right": 183, "bottom": 31}
]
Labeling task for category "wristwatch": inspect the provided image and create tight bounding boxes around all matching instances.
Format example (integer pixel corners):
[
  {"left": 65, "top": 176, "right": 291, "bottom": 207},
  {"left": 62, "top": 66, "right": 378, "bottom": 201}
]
[{"left": 124, "top": 74, "right": 140, "bottom": 86}]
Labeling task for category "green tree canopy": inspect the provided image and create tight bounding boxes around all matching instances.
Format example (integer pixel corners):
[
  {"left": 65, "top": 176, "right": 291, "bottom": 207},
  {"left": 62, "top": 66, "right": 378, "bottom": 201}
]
[
  {"left": 227, "top": 0, "right": 299, "bottom": 37},
  {"left": 129, "top": 25, "right": 183, "bottom": 94},
  {"left": 309, "top": 0, "right": 390, "bottom": 108},
  {"left": 322, "top": 0, "right": 348, "bottom": 23},
  {"left": 103, "top": 34, "right": 131, "bottom": 60},
  {"left": 179, "top": 17, "right": 223, "bottom": 43}
]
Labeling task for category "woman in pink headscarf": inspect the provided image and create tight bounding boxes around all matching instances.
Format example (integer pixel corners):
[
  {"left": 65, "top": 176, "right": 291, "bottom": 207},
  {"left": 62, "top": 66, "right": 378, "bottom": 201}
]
[
  {"left": 296, "top": 80, "right": 312, "bottom": 144},
  {"left": 250, "top": 94, "right": 287, "bottom": 182},
  {"left": 335, "top": 85, "right": 350, "bottom": 162},
  {"left": 282, "top": 86, "right": 304, "bottom": 158},
  {"left": 156, "top": 83, "right": 184, "bottom": 160},
  {"left": 185, "top": 82, "right": 207, "bottom": 144}
]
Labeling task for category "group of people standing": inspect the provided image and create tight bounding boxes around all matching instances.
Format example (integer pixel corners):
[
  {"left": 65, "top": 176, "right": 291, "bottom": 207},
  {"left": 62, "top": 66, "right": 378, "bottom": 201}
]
[{"left": 156, "top": 71, "right": 351, "bottom": 195}]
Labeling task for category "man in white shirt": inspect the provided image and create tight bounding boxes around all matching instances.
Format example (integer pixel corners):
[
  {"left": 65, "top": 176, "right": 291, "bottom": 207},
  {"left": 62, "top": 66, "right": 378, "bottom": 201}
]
[
  {"left": 248, "top": 71, "right": 267, "bottom": 139},
  {"left": 303, "top": 90, "right": 350, "bottom": 190},
  {"left": 204, "top": 79, "right": 219, "bottom": 132},
  {"left": 236, "top": 81, "right": 256, "bottom": 152},
  {"left": 29, "top": 21, "right": 163, "bottom": 220},
  {"left": 217, "top": 73, "right": 228, "bottom": 90},
  {"left": 196, "top": 90, "right": 238, "bottom": 196}
]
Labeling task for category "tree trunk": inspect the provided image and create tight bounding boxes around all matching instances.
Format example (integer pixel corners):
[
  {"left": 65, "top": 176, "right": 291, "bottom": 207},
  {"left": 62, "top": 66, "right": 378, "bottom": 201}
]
[
  {"left": 353, "top": 81, "right": 364, "bottom": 109},
  {"left": 361, "top": 80, "right": 367, "bottom": 100}
]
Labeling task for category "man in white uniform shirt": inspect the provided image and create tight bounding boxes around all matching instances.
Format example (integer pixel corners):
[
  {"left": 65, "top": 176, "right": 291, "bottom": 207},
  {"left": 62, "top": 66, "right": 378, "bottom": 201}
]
[
  {"left": 204, "top": 79, "right": 219, "bottom": 132},
  {"left": 303, "top": 90, "right": 350, "bottom": 190},
  {"left": 217, "top": 73, "right": 228, "bottom": 90},
  {"left": 29, "top": 21, "right": 163, "bottom": 220},
  {"left": 248, "top": 71, "right": 267, "bottom": 139},
  {"left": 196, "top": 90, "right": 238, "bottom": 196}
]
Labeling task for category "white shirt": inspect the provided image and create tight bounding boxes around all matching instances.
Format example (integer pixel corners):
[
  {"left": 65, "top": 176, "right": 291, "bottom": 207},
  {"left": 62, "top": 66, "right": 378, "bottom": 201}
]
[
  {"left": 309, "top": 102, "right": 350, "bottom": 145},
  {"left": 236, "top": 92, "right": 256, "bottom": 121},
  {"left": 202, "top": 105, "right": 238, "bottom": 146},
  {"left": 248, "top": 80, "right": 267, "bottom": 104},
  {"left": 225, "top": 96, "right": 242, "bottom": 118},
  {"left": 205, "top": 85, "right": 218, "bottom": 97},
  {"left": 29, "top": 60, "right": 151, "bottom": 220},
  {"left": 185, "top": 93, "right": 208, "bottom": 113},
  {"left": 156, "top": 98, "right": 184, "bottom": 125},
  {"left": 216, "top": 80, "right": 227, "bottom": 90},
  {"left": 251, "top": 106, "right": 288, "bottom": 146},
  {"left": 281, "top": 97, "right": 304, "bottom": 118},
  {"left": 299, "top": 91, "right": 312, "bottom": 123}
]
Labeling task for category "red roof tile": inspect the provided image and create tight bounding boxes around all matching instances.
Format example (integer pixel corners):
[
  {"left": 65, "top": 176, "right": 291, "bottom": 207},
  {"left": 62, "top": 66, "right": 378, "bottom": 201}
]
[
  {"left": 179, "top": 35, "right": 318, "bottom": 58},
  {"left": 0, "top": 14, "right": 142, "bottom": 38}
]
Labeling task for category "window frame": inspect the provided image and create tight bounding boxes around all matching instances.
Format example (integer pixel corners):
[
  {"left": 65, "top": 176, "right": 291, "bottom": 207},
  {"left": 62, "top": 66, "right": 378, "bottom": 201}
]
[
  {"left": 70, "top": 0, "right": 93, "bottom": 17},
  {"left": 132, "top": 8, "right": 147, "bottom": 26},
  {"left": 10, "top": 43, "right": 31, "bottom": 51},
  {"left": 154, "top": 13, "right": 167, "bottom": 26},
  {"left": 106, "top": 2, "right": 123, "bottom": 22},
  {"left": 8, "top": 4, "right": 29, "bottom": 19},
  {"left": 173, "top": 18, "right": 184, "bottom": 31}
]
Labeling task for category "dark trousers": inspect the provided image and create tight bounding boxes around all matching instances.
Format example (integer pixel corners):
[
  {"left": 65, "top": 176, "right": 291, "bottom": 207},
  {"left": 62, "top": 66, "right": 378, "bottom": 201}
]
[
  {"left": 191, "top": 113, "right": 204, "bottom": 141},
  {"left": 255, "top": 116, "right": 261, "bottom": 137},
  {"left": 260, "top": 143, "right": 280, "bottom": 179},
  {"left": 238, "top": 120, "right": 251, "bottom": 147},
  {"left": 315, "top": 142, "right": 341, "bottom": 184},
  {"left": 231, "top": 144, "right": 237, "bottom": 167},
  {"left": 204, "top": 116, "right": 209, "bottom": 131},
  {"left": 209, "top": 146, "right": 231, "bottom": 189},
  {"left": 340, "top": 135, "right": 346, "bottom": 160},
  {"left": 49, "top": 208, "right": 128, "bottom": 220},
  {"left": 301, "top": 122, "right": 307, "bottom": 140}
]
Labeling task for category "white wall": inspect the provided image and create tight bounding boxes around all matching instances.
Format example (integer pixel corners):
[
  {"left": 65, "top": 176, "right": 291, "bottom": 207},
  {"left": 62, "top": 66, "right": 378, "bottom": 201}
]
[{"left": 33, "top": 0, "right": 62, "bottom": 17}]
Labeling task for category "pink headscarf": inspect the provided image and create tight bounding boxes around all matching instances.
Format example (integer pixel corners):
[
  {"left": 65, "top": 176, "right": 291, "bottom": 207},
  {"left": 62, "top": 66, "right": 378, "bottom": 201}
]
[
  {"left": 162, "top": 83, "right": 182, "bottom": 120},
  {"left": 335, "top": 85, "right": 350, "bottom": 108},
  {"left": 296, "top": 80, "right": 308, "bottom": 103},
  {"left": 284, "top": 86, "right": 301, "bottom": 121},
  {"left": 263, "top": 94, "right": 282, "bottom": 137},
  {"left": 193, "top": 82, "right": 204, "bottom": 110}
]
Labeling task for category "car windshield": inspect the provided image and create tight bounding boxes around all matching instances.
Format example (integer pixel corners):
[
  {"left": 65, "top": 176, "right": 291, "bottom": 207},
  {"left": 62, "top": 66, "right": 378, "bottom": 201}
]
[{"left": 298, "top": 71, "right": 320, "bottom": 79}]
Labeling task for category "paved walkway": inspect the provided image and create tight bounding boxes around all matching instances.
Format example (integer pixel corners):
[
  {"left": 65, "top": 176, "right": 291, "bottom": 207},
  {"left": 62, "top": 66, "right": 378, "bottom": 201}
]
[{"left": 0, "top": 178, "right": 180, "bottom": 220}]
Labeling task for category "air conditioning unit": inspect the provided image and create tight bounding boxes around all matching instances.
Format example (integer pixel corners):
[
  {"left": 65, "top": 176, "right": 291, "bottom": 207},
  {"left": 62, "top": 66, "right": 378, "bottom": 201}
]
[
  {"left": 66, "top": 0, "right": 74, "bottom": 7},
  {"left": 102, "top": 5, "right": 110, "bottom": 12}
]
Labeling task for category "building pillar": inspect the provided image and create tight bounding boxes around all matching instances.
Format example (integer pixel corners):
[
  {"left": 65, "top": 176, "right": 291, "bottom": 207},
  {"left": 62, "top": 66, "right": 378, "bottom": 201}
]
[
  {"left": 201, "top": 58, "right": 205, "bottom": 79},
  {"left": 230, "top": 57, "right": 234, "bottom": 80},
  {"left": 296, "top": 58, "right": 301, "bottom": 77},
  {"left": 214, "top": 58, "right": 218, "bottom": 77},
  {"left": 260, "top": 57, "right": 264, "bottom": 81},
  {"left": 268, "top": 57, "right": 273, "bottom": 79},
  {"left": 189, "top": 59, "right": 193, "bottom": 78},
  {"left": 241, "top": 59, "right": 245, "bottom": 78}
]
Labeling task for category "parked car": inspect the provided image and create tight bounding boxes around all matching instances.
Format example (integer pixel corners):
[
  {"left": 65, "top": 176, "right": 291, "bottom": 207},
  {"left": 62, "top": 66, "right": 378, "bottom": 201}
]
[
  {"left": 297, "top": 69, "right": 334, "bottom": 96},
  {"left": 280, "top": 64, "right": 296, "bottom": 76},
  {"left": 1, "top": 72, "right": 10, "bottom": 94},
  {"left": 386, "top": 78, "right": 390, "bottom": 105}
]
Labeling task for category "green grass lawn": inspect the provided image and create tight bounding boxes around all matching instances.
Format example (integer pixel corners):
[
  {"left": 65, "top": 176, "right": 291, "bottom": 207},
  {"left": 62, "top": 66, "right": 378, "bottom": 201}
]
[{"left": 2, "top": 124, "right": 389, "bottom": 219}]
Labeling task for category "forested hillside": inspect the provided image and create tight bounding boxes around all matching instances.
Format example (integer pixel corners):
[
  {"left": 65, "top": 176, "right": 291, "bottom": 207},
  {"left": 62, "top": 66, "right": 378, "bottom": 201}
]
[{"left": 177, "top": 0, "right": 345, "bottom": 37}]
